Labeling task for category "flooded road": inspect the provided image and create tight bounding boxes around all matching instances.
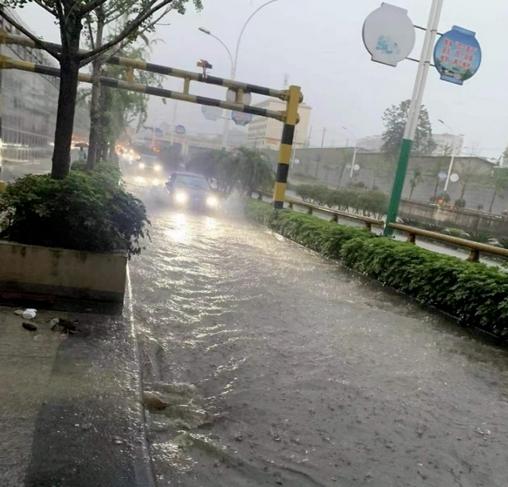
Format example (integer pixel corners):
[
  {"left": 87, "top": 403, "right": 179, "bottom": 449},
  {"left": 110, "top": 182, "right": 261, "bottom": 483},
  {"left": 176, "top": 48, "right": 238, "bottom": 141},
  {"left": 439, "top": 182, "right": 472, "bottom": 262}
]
[{"left": 128, "top": 193, "right": 508, "bottom": 487}]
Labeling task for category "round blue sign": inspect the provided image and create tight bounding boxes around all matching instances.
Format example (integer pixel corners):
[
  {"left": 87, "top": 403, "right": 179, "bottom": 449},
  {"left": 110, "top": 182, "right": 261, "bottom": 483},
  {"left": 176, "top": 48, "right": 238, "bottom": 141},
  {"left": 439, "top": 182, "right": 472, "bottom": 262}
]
[
  {"left": 175, "top": 124, "right": 186, "bottom": 135},
  {"left": 434, "top": 26, "right": 481, "bottom": 86}
]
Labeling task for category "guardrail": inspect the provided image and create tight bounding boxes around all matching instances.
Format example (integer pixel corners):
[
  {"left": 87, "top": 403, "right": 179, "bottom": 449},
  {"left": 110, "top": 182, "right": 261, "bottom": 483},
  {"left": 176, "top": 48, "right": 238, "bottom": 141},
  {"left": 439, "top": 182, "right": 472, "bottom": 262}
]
[
  {"left": 389, "top": 223, "right": 508, "bottom": 262},
  {"left": 253, "top": 190, "right": 508, "bottom": 263},
  {"left": 254, "top": 190, "right": 383, "bottom": 230}
]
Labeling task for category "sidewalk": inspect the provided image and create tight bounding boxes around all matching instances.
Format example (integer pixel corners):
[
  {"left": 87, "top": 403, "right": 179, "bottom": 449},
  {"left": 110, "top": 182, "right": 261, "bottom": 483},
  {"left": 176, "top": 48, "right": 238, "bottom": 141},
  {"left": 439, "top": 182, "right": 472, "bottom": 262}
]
[{"left": 0, "top": 305, "right": 154, "bottom": 487}]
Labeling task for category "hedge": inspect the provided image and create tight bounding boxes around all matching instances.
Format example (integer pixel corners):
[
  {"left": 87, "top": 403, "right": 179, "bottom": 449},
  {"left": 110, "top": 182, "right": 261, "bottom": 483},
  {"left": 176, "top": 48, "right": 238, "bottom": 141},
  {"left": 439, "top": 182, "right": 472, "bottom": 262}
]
[{"left": 245, "top": 199, "right": 508, "bottom": 338}]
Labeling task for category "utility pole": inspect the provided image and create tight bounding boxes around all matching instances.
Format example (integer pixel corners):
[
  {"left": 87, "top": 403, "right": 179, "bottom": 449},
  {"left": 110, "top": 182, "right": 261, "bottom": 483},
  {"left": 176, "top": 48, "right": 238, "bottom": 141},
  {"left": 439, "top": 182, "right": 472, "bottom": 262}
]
[
  {"left": 321, "top": 128, "right": 327, "bottom": 148},
  {"left": 384, "top": 0, "right": 444, "bottom": 235}
]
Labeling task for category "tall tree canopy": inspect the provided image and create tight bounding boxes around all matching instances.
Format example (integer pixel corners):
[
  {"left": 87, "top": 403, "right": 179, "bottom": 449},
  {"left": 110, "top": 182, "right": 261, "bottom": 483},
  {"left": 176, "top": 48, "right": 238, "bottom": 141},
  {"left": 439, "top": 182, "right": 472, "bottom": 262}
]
[
  {"left": 381, "top": 100, "right": 436, "bottom": 156},
  {"left": 0, "top": 0, "right": 201, "bottom": 178}
]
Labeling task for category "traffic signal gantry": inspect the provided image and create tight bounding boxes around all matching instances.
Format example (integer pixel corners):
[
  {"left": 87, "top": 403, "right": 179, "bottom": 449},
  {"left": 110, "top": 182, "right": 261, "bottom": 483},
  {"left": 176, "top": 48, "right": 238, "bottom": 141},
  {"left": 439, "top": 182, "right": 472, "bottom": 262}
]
[{"left": 0, "top": 30, "right": 302, "bottom": 209}]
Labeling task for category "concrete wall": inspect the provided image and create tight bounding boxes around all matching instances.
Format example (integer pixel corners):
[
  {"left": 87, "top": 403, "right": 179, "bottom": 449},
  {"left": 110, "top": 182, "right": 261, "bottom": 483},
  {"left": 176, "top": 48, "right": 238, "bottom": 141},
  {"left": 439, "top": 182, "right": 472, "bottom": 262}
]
[
  {"left": 287, "top": 149, "right": 508, "bottom": 214},
  {"left": 0, "top": 241, "right": 127, "bottom": 306},
  {"left": 399, "top": 200, "right": 508, "bottom": 238}
]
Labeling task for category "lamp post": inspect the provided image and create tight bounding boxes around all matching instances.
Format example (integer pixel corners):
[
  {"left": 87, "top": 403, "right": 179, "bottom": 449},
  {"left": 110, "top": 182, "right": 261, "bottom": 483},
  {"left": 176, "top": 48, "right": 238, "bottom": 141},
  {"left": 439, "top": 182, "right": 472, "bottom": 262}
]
[
  {"left": 198, "top": 0, "right": 279, "bottom": 148},
  {"left": 342, "top": 126, "right": 358, "bottom": 178},
  {"left": 384, "top": 0, "right": 444, "bottom": 235},
  {"left": 438, "top": 119, "right": 463, "bottom": 192}
]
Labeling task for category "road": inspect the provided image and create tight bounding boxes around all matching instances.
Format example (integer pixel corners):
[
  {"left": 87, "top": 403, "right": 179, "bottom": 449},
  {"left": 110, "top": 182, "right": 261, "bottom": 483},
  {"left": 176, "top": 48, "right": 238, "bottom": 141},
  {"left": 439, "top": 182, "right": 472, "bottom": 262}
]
[{"left": 129, "top": 189, "right": 508, "bottom": 487}]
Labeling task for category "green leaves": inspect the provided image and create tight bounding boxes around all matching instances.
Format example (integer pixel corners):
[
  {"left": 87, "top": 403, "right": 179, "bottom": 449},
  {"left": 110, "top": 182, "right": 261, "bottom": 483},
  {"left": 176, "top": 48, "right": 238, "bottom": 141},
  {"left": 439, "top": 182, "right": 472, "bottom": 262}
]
[
  {"left": 0, "top": 169, "right": 149, "bottom": 257},
  {"left": 294, "top": 184, "right": 388, "bottom": 218},
  {"left": 382, "top": 100, "right": 436, "bottom": 156},
  {"left": 246, "top": 200, "right": 508, "bottom": 338}
]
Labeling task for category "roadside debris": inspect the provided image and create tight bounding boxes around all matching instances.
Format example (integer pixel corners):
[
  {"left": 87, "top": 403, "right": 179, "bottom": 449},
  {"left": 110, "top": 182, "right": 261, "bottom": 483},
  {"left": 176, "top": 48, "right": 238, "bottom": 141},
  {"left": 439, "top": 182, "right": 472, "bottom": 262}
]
[
  {"left": 50, "top": 318, "right": 79, "bottom": 334},
  {"left": 22, "top": 322, "right": 38, "bottom": 332},
  {"left": 15, "top": 308, "right": 37, "bottom": 320}
]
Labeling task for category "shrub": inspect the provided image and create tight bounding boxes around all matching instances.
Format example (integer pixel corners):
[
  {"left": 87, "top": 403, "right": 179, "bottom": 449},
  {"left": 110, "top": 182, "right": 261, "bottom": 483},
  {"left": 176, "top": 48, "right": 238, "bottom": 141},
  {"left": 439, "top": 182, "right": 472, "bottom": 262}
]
[
  {"left": 0, "top": 171, "right": 149, "bottom": 257},
  {"left": 455, "top": 198, "right": 466, "bottom": 209},
  {"left": 245, "top": 199, "right": 508, "bottom": 338}
]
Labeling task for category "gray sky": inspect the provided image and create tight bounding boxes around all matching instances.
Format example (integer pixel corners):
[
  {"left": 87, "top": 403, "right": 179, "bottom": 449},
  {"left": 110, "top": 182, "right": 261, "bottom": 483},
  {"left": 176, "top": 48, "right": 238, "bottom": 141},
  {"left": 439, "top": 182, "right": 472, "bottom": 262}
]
[{"left": 18, "top": 0, "right": 508, "bottom": 157}]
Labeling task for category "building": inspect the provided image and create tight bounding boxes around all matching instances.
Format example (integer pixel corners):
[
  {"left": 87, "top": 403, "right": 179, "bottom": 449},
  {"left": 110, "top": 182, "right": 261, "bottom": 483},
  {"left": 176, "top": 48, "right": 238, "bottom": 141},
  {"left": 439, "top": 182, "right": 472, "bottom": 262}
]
[
  {"left": 432, "top": 133, "right": 464, "bottom": 156},
  {"left": 247, "top": 99, "right": 311, "bottom": 151},
  {"left": 0, "top": 8, "right": 88, "bottom": 170}
]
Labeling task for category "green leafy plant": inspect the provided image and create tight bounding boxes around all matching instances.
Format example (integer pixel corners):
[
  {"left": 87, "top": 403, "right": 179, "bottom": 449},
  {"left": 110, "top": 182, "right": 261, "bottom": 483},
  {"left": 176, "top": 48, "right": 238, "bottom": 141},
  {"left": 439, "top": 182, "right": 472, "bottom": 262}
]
[
  {"left": 0, "top": 172, "right": 149, "bottom": 257},
  {"left": 245, "top": 200, "right": 508, "bottom": 338}
]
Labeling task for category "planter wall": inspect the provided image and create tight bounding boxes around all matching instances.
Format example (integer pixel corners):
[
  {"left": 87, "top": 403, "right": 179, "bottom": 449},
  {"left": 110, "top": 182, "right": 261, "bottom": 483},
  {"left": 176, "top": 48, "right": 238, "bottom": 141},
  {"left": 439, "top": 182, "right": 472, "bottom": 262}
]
[{"left": 0, "top": 241, "right": 127, "bottom": 308}]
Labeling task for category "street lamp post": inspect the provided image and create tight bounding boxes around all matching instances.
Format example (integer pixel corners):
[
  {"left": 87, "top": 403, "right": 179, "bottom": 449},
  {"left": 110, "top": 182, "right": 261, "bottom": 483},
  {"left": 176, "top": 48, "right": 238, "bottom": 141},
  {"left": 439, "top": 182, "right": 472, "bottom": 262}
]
[
  {"left": 384, "top": 0, "right": 444, "bottom": 235},
  {"left": 198, "top": 0, "right": 279, "bottom": 149},
  {"left": 438, "top": 119, "right": 462, "bottom": 192}
]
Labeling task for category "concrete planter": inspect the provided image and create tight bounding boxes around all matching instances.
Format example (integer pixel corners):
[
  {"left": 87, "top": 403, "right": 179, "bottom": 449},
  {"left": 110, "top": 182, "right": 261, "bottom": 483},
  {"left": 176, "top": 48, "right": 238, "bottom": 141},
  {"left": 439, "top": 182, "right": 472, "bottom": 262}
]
[{"left": 0, "top": 240, "right": 127, "bottom": 310}]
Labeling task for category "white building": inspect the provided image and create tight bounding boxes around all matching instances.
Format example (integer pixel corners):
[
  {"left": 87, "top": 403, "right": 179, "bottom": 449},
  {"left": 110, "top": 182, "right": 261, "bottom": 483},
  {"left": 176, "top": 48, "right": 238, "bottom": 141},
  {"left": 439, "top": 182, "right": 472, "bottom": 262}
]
[{"left": 247, "top": 100, "right": 311, "bottom": 151}]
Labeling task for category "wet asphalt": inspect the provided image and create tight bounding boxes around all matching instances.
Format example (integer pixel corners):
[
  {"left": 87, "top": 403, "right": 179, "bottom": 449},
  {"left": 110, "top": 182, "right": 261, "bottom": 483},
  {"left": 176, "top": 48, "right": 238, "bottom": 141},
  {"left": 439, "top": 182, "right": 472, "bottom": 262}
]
[{"left": 129, "top": 189, "right": 508, "bottom": 487}]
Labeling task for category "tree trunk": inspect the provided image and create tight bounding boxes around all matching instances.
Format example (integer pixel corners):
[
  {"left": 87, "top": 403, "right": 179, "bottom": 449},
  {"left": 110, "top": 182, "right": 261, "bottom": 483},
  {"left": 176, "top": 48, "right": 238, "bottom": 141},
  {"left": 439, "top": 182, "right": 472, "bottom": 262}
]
[
  {"left": 86, "top": 60, "right": 102, "bottom": 170},
  {"left": 433, "top": 178, "right": 440, "bottom": 199},
  {"left": 51, "top": 55, "right": 80, "bottom": 179},
  {"left": 409, "top": 185, "right": 415, "bottom": 200},
  {"left": 86, "top": 10, "right": 105, "bottom": 170},
  {"left": 460, "top": 182, "right": 467, "bottom": 200}
]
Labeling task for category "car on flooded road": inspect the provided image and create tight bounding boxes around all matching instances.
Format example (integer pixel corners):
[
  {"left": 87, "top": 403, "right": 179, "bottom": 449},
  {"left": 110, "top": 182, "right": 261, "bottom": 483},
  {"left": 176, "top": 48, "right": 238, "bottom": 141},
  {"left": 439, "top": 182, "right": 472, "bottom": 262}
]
[{"left": 165, "top": 172, "right": 220, "bottom": 211}]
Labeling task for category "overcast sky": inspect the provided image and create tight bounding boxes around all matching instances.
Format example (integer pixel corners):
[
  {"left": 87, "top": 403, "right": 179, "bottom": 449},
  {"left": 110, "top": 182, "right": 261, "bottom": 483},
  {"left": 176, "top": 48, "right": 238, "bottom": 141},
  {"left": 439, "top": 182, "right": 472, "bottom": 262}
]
[{"left": 17, "top": 0, "right": 508, "bottom": 157}]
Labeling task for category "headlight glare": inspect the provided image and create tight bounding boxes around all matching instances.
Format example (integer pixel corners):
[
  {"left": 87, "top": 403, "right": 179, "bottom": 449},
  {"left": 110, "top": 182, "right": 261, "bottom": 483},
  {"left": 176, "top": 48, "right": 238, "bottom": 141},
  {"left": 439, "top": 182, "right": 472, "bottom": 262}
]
[
  {"left": 174, "top": 191, "right": 188, "bottom": 205},
  {"left": 206, "top": 195, "right": 219, "bottom": 208}
]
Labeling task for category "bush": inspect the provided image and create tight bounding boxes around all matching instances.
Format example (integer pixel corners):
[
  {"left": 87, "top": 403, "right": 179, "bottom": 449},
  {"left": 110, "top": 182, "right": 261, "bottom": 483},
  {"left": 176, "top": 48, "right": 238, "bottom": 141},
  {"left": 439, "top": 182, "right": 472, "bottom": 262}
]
[
  {"left": 455, "top": 198, "right": 466, "bottom": 209},
  {"left": 294, "top": 184, "right": 387, "bottom": 216},
  {"left": 245, "top": 200, "right": 508, "bottom": 338},
  {"left": 0, "top": 171, "right": 149, "bottom": 257}
]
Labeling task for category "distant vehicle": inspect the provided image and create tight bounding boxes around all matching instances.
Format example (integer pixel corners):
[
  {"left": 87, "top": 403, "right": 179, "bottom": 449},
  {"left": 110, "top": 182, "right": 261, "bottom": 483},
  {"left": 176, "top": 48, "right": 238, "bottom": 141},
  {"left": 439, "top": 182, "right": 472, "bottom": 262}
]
[
  {"left": 134, "top": 154, "right": 163, "bottom": 175},
  {"left": 166, "top": 172, "right": 220, "bottom": 211}
]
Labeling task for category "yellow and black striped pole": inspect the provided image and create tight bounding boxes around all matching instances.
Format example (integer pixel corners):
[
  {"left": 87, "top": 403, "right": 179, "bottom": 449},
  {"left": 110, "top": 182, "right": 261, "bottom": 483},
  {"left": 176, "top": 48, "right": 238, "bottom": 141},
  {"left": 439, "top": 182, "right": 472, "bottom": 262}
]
[{"left": 273, "top": 85, "right": 302, "bottom": 209}]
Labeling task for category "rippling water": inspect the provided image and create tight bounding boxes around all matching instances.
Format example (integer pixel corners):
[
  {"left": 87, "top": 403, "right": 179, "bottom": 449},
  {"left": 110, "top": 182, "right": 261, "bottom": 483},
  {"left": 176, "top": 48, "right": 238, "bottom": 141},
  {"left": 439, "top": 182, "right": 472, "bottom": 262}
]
[{"left": 129, "top": 192, "right": 508, "bottom": 487}]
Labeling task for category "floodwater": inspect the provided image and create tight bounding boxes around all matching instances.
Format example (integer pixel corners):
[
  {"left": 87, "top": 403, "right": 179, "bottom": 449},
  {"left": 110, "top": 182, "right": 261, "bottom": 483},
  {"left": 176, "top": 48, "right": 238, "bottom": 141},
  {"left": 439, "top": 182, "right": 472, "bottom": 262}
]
[{"left": 128, "top": 189, "right": 508, "bottom": 487}]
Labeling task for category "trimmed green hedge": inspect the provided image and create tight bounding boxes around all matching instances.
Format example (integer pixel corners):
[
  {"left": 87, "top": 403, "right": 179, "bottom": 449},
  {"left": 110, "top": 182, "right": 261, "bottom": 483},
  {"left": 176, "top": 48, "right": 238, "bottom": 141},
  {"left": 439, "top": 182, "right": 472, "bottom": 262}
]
[{"left": 245, "top": 200, "right": 508, "bottom": 338}]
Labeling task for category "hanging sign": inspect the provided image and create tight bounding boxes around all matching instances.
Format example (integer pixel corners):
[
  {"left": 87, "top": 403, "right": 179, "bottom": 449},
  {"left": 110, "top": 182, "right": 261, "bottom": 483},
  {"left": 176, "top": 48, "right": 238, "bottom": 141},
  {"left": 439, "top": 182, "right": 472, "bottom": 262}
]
[
  {"left": 362, "top": 3, "right": 416, "bottom": 67},
  {"left": 434, "top": 26, "right": 481, "bottom": 85}
]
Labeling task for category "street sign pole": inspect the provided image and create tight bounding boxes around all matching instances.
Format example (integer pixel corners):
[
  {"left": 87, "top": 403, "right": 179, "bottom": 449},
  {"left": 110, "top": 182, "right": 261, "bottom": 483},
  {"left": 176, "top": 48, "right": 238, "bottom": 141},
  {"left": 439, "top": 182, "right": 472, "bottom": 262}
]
[{"left": 384, "top": 0, "right": 444, "bottom": 236}]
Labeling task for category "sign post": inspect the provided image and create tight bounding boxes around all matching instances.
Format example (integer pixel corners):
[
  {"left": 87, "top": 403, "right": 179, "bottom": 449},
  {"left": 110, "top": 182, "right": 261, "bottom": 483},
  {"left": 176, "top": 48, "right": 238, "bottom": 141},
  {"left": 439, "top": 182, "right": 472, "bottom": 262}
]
[{"left": 383, "top": 0, "right": 444, "bottom": 235}]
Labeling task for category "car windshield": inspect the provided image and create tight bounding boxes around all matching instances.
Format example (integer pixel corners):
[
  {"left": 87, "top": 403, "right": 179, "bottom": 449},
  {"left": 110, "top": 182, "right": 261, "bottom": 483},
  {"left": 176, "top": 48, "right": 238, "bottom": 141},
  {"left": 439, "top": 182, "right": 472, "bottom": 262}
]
[{"left": 174, "top": 175, "right": 209, "bottom": 190}]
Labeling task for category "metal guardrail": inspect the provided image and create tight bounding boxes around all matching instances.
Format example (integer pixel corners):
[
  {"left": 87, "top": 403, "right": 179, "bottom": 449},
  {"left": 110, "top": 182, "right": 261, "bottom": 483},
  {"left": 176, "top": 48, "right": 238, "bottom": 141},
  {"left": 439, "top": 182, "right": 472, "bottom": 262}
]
[
  {"left": 389, "top": 223, "right": 508, "bottom": 262},
  {"left": 254, "top": 190, "right": 384, "bottom": 230},
  {"left": 253, "top": 191, "right": 508, "bottom": 263}
]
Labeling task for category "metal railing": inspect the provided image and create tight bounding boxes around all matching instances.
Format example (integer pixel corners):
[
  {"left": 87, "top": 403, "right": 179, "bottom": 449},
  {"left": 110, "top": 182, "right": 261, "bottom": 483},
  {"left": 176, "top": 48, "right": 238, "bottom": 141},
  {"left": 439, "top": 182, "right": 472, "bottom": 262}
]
[
  {"left": 252, "top": 191, "right": 508, "bottom": 263},
  {"left": 253, "top": 190, "right": 384, "bottom": 230},
  {"left": 389, "top": 223, "right": 508, "bottom": 262}
]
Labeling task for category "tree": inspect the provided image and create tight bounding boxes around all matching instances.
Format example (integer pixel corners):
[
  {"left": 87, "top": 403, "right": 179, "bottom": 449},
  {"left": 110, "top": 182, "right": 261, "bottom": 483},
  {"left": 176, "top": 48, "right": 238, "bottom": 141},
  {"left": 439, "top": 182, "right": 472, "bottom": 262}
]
[
  {"left": 381, "top": 100, "right": 436, "bottom": 156},
  {"left": 234, "top": 147, "right": 274, "bottom": 195},
  {"left": 488, "top": 169, "right": 508, "bottom": 213},
  {"left": 0, "top": 0, "right": 201, "bottom": 179},
  {"left": 81, "top": 42, "right": 162, "bottom": 162},
  {"left": 408, "top": 167, "right": 423, "bottom": 200},
  {"left": 187, "top": 147, "right": 274, "bottom": 195}
]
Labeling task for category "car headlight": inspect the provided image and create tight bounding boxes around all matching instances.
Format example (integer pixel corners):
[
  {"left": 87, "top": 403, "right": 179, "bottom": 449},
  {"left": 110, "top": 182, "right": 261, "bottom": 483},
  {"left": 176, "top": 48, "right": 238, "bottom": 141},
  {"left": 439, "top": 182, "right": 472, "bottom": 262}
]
[
  {"left": 174, "top": 191, "right": 188, "bottom": 205},
  {"left": 138, "top": 162, "right": 145, "bottom": 170},
  {"left": 206, "top": 195, "right": 219, "bottom": 208},
  {"left": 154, "top": 164, "right": 162, "bottom": 172}
]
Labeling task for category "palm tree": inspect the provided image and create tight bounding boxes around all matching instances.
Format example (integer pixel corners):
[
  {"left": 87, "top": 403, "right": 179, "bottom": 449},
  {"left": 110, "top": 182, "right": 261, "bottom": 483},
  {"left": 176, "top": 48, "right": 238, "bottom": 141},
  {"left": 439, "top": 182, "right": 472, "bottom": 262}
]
[
  {"left": 234, "top": 147, "right": 274, "bottom": 195},
  {"left": 408, "top": 168, "right": 423, "bottom": 200}
]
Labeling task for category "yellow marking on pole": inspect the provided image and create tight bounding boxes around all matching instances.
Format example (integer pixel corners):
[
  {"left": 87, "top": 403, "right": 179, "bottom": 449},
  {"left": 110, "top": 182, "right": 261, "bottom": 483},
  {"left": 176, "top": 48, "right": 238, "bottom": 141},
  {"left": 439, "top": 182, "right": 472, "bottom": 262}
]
[
  {"left": 273, "top": 182, "right": 287, "bottom": 202},
  {"left": 279, "top": 144, "right": 292, "bottom": 163},
  {"left": 183, "top": 78, "right": 191, "bottom": 95},
  {"left": 126, "top": 68, "right": 134, "bottom": 82},
  {"left": 272, "top": 85, "right": 302, "bottom": 208}
]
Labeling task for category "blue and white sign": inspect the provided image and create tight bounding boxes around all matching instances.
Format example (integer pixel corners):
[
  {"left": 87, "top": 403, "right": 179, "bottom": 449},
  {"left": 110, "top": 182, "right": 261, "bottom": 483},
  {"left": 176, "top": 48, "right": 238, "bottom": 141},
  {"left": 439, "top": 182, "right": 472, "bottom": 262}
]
[
  {"left": 434, "top": 26, "right": 481, "bottom": 85},
  {"left": 362, "top": 3, "right": 416, "bottom": 67},
  {"left": 175, "top": 124, "right": 186, "bottom": 135}
]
